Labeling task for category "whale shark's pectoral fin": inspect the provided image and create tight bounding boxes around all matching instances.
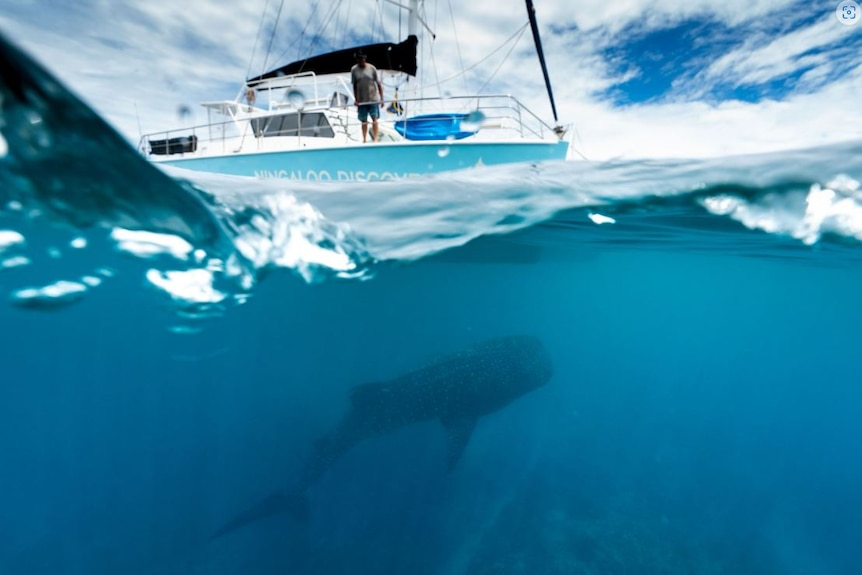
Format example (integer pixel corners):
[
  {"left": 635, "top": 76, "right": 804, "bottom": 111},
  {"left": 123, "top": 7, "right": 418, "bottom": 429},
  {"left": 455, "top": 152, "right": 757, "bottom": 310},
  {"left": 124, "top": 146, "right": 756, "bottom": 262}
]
[{"left": 441, "top": 416, "right": 478, "bottom": 471}]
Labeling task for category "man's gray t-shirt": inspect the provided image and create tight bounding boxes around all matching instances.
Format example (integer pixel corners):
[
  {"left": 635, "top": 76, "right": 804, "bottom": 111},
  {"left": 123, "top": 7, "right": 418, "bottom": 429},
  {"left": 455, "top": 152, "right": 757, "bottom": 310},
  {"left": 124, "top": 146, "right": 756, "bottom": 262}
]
[{"left": 351, "top": 64, "right": 380, "bottom": 104}]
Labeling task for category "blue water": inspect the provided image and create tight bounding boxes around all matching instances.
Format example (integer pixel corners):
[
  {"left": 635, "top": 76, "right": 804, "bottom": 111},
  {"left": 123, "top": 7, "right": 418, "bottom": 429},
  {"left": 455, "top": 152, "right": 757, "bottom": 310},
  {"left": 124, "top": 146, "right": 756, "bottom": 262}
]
[{"left": 3, "top": 32, "right": 862, "bottom": 575}]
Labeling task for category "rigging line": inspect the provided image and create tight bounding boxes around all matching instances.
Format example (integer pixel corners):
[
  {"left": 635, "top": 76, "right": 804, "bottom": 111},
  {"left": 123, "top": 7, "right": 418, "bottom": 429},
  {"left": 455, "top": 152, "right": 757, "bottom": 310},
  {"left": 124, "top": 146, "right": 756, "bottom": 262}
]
[
  {"left": 420, "top": 0, "right": 442, "bottom": 99},
  {"left": 270, "top": 0, "right": 323, "bottom": 69},
  {"left": 423, "top": 0, "right": 441, "bottom": 99},
  {"left": 429, "top": 0, "right": 438, "bottom": 35},
  {"left": 261, "top": 0, "right": 286, "bottom": 75},
  {"left": 298, "top": 0, "right": 322, "bottom": 59},
  {"left": 246, "top": 0, "right": 271, "bottom": 79},
  {"left": 335, "top": 0, "right": 342, "bottom": 46},
  {"left": 475, "top": 23, "right": 528, "bottom": 96},
  {"left": 336, "top": 0, "right": 353, "bottom": 50},
  {"left": 427, "top": 22, "right": 528, "bottom": 89},
  {"left": 374, "top": 0, "right": 387, "bottom": 42},
  {"left": 307, "top": 0, "right": 344, "bottom": 55},
  {"left": 426, "top": 40, "right": 444, "bottom": 100},
  {"left": 447, "top": 0, "right": 468, "bottom": 93}
]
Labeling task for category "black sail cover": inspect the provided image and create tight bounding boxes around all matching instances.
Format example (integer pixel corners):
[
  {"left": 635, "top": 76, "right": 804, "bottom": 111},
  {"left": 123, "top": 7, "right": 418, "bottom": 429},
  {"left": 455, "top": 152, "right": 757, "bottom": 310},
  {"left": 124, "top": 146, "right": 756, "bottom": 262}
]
[{"left": 247, "top": 35, "right": 418, "bottom": 86}]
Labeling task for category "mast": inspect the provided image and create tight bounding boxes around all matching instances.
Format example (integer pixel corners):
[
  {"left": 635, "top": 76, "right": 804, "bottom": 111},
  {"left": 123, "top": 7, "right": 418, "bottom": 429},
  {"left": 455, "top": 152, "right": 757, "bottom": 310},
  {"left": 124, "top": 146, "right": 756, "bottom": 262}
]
[
  {"left": 408, "top": 0, "right": 420, "bottom": 38},
  {"left": 407, "top": 0, "right": 421, "bottom": 100},
  {"left": 525, "top": 0, "right": 560, "bottom": 128}
]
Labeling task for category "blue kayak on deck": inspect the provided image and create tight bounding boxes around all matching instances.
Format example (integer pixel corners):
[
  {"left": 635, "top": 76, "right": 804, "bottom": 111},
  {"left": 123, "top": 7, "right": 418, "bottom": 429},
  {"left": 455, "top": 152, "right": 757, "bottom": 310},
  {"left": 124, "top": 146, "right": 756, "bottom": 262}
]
[{"left": 394, "top": 113, "right": 477, "bottom": 141}]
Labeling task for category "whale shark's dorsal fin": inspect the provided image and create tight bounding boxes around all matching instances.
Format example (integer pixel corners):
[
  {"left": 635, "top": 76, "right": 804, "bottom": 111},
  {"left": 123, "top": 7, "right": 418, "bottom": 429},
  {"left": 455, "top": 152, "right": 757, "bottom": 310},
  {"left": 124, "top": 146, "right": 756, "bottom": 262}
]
[{"left": 441, "top": 416, "right": 477, "bottom": 471}]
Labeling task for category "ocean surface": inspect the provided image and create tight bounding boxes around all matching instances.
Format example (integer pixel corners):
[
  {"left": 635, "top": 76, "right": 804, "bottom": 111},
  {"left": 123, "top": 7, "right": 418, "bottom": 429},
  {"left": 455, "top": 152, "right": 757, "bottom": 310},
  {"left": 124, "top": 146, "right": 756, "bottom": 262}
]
[{"left": 3, "top": 33, "right": 862, "bottom": 575}]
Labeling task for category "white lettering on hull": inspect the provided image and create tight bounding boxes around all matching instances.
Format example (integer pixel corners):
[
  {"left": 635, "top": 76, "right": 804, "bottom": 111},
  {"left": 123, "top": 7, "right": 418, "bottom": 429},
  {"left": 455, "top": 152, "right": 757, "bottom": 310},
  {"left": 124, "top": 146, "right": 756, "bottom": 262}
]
[{"left": 253, "top": 169, "right": 420, "bottom": 181}]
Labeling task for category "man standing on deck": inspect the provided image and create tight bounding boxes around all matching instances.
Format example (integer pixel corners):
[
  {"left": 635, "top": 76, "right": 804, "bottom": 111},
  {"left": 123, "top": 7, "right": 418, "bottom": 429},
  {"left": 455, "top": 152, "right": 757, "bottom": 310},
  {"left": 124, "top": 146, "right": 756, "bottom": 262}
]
[{"left": 351, "top": 50, "right": 384, "bottom": 143}]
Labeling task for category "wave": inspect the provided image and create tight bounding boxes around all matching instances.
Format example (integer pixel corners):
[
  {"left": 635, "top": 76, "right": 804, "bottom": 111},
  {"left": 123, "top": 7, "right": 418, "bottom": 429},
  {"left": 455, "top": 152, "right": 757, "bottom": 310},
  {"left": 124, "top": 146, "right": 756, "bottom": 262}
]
[
  {"left": 2, "top": 31, "right": 862, "bottom": 314},
  {"left": 0, "top": 32, "right": 372, "bottom": 314}
]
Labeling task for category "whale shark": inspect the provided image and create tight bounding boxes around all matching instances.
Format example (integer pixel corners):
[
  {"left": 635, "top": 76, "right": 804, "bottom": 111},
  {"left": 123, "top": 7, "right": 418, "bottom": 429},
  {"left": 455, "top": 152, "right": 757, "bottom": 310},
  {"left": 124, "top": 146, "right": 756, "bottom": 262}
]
[{"left": 211, "top": 335, "right": 553, "bottom": 539}]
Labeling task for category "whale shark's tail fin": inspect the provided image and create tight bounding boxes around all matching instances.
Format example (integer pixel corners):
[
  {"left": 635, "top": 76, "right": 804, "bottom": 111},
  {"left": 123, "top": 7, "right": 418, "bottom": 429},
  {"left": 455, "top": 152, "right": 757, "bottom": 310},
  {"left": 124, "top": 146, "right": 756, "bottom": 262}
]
[{"left": 209, "top": 490, "right": 309, "bottom": 541}]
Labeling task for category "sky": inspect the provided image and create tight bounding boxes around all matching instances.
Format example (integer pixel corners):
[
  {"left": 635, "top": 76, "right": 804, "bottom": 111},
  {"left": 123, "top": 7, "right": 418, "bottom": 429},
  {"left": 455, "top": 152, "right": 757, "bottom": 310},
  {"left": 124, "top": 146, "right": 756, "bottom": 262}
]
[{"left": 1, "top": 0, "right": 860, "bottom": 160}]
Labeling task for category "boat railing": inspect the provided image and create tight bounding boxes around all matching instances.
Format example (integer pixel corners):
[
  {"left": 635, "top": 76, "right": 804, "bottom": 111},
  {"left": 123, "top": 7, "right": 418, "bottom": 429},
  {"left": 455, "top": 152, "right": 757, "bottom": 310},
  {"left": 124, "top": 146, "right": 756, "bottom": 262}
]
[
  {"left": 349, "top": 93, "right": 557, "bottom": 141},
  {"left": 248, "top": 72, "right": 554, "bottom": 138},
  {"left": 250, "top": 71, "right": 326, "bottom": 111},
  {"left": 138, "top": 115, "right": 337, "bottom": 158},
  {"left": 138, "top": 92, "right": 560, "bottom": 159}
]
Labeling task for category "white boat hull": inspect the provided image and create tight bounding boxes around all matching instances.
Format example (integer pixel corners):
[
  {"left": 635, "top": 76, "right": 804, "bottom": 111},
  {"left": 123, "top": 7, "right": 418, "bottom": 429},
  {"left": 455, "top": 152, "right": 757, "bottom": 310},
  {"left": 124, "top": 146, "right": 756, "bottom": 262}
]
[{"left": 154, "top": 139, "right": 569, "bottom": 181}]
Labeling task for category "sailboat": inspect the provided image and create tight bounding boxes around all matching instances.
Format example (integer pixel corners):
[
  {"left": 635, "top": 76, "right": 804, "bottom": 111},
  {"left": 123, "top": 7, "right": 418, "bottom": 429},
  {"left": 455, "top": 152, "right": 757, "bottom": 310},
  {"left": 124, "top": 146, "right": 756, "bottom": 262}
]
[{"left": 138, "top": 0, "right": 568, "bottom": 181}]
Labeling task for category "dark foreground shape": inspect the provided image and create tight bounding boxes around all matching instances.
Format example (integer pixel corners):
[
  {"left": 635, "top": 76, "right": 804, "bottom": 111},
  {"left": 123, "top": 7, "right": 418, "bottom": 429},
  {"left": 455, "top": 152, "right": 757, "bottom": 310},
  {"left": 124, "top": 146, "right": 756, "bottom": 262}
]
[
  {"left": 211, "top": 335, "right": 553, "bottom": 539},
  {"left": 0, "top": 32, "right": 235, "bottom": 255}
]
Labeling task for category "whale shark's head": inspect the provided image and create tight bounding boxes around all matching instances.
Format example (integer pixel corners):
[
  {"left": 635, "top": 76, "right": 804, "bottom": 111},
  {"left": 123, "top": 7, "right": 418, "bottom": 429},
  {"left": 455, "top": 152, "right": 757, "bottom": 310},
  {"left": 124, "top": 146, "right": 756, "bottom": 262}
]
[{"left": 493, "top": 335, "right": 554, "bottom": 393}]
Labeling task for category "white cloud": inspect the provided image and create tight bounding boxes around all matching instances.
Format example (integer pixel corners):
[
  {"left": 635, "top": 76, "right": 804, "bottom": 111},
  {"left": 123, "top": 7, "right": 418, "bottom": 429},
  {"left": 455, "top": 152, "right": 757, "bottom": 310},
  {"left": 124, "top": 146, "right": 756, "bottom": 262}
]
[
  {"left": 1, "top": 0, "right": 859, "bottom": 160},
  {"left": 568, "top": 65, "right": 862, "bottom": 160},
  {"left": 700, "top": 14, "right": 860, "bottom": 89},
  {"left": 505, "top": 0, "right": 799, "bottom": 32}
]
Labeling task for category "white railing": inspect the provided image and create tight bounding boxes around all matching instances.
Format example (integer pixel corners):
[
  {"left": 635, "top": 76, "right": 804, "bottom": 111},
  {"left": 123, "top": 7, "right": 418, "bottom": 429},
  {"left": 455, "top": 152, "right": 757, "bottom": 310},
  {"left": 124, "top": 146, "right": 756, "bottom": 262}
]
[{"left": 138, "top": 93, "right": 562, "bottom": 159}]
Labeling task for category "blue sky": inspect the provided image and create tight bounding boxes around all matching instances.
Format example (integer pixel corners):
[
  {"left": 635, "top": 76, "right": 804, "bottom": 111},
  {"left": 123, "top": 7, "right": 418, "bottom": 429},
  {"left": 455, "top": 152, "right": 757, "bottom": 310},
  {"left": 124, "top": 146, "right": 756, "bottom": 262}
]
[
  {"left": 1, "top": 0, "right": 860, "bottom": 159},
  {"left": 597, "top": 1, "right": 861, "bottom": 104}
]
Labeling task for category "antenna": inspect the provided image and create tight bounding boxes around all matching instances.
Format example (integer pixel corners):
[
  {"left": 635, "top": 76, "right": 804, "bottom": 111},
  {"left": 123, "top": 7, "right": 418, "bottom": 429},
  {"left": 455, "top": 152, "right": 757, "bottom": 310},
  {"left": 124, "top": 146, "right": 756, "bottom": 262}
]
[{"left": 134, "top": 102, "right": 143, "bottom": 141}]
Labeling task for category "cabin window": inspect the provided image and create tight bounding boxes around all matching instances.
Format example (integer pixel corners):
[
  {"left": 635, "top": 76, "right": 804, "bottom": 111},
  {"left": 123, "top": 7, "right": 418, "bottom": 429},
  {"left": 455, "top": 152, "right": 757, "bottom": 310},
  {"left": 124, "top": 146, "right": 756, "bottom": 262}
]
[{"left": 253, "top": 113, "right": 334, "bottom": 138}]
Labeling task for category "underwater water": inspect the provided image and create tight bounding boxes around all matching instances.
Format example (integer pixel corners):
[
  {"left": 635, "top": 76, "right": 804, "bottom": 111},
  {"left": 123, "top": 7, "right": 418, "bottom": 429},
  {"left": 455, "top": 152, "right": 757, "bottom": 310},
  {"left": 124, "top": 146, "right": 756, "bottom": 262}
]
[{"left": 3, "top": 33, "right": 862, "bottom": 575}]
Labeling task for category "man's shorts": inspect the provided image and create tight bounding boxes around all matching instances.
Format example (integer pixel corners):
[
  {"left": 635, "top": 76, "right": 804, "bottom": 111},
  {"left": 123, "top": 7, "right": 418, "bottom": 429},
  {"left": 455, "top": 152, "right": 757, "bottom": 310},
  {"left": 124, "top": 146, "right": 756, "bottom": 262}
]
[{"left": 357, "top": 103, "right": 380, "bottom": 122}]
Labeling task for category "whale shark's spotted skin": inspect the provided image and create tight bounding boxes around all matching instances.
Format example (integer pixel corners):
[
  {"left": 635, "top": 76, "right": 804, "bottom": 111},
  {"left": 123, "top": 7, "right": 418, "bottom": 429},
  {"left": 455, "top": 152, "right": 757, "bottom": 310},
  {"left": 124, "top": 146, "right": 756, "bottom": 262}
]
[
  {"left": 211, "top": 335, "right": 553, "bottom": 539},
  {"left": 308, "top": 335, "right": 553, "bottom": 479}
]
